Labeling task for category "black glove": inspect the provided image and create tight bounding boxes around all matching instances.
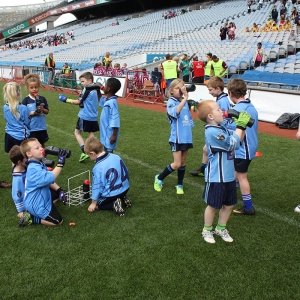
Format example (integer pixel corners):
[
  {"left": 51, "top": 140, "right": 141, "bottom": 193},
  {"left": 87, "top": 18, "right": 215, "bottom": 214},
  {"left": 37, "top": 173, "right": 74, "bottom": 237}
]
[
  {"left": 56, "top": 149, "right": 68, "bottom": 167},
  {"left": 187, "top": 99, "right": 198, "bottom": 111}
]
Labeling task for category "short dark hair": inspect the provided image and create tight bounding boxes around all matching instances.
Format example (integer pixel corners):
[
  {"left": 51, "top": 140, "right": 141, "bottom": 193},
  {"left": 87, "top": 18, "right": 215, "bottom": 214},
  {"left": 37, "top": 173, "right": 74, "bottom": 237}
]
[
  {"left": 212, "top": 55, "right": 218, "bottom": 59},
  {"left": 79, "top": 71, "right": 93, "bottom": 81},
  {"left": 206, "top": 53, "right": 212, "bottom": 58},
  {"left": 166, "top": 54, "right": 171, "bottom": 59},
  {"left": 106, "top": 78, "right": 121, "bottom": 94},
  {"left": 8, "top": 145, "right": 25, "bottom": 165}
]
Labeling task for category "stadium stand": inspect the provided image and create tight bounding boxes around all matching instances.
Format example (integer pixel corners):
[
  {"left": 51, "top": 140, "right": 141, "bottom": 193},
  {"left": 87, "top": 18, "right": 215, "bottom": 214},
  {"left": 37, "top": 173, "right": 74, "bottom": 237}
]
[{"left": 1, "top": 0, "right": 300, "bottom": 88}]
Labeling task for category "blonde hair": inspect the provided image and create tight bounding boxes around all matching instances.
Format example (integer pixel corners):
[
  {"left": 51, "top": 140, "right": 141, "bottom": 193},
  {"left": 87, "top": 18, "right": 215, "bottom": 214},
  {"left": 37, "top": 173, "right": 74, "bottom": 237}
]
[
  {"left": 20, "top": 138, "right": 38, "bottom": 159},
  {"left": 84, "top": 136, "right": 104, "bottom": 154},
  {"left": 24, "top": 73, "right": 42, "bottom": 89},
  {"left": 197, "top": 100, "right": 215, "bottom": 122},
  {"left": 167, "top": 78, "right": 184, "bottom": 98},
  {"left": 3, "top": 82, "right": 21, "bottom": 119}
]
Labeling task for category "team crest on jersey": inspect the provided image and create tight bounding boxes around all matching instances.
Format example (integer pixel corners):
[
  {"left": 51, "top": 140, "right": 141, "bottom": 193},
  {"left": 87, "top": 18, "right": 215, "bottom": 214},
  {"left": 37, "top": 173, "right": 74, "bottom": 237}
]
[
  {"left": 17, "top": 190, "right": 22, "bottom": 198},
  {"left": 217, "top": 134, "right": 225, "bottom": 140}
]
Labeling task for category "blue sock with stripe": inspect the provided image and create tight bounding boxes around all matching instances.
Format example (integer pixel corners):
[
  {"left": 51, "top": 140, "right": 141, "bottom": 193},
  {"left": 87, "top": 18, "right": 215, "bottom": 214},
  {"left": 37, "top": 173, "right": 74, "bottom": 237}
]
[
  {"left": 158, "top": 164, "right": 175, "bottom": 181},
  {"left": 177, "top": 166, "right": 186, "bottom": 186},
  {"left": 242, "top": 193, "right": 253, "bottom": 210}
]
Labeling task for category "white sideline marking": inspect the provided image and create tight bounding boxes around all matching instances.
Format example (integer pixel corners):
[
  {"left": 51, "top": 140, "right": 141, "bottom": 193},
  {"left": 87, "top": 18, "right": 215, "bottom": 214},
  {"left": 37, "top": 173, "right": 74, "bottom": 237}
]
[{"left": 48, "top": 125, "right": 300, "bottom": 228}]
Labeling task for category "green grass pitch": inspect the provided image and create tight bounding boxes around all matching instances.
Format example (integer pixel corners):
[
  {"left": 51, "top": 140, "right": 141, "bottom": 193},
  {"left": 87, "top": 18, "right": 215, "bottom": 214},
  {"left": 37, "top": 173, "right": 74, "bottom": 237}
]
[{"left": 0, "top": 82, "right": 299, "bottom": 299}]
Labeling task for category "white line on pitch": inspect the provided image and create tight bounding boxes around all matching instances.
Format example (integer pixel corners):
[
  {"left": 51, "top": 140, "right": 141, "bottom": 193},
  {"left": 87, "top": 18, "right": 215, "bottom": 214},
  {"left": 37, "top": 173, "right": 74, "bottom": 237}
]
[{"left": 47, "top": 124, "right": 300, "bottom": 228}]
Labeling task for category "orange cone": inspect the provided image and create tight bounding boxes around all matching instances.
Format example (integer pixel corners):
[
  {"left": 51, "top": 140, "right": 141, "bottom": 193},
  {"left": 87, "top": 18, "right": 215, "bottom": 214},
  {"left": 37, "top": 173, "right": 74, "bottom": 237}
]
[{"left": 255, "top": 151, "right": 263, "bottom": 157}]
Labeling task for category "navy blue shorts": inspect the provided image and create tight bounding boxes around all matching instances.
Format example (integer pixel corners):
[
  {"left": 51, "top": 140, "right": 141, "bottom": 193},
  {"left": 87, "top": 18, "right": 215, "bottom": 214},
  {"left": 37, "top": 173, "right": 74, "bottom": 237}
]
[
  {"left": 44, "top": 205, "right": 62, "bottom": 225},
  {"left": 169, "top": 142, "right": 193, "bottom": 152},
  {"left": 97, "top": 188, "right": 129, "bottom": 210},
  {"left": 76, "top": 118, "right": 99, "bottom": 133},
  {"left": 202, "top": 181, "right": 237, "bottom": 209},
  {"left": 4, "top": 133, "right": 24, "bottom": 153},
  {"left": 30, "top": 130, "right": 49, "bottom": 145},
  {"left": 234, "top": 158, "right": 252, "bottom": 173}
]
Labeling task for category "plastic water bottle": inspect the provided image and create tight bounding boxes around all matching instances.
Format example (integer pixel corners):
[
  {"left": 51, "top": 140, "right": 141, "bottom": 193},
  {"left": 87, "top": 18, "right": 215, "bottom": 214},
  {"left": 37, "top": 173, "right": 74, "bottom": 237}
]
[{"left": 83, "top": 179, "right": 90, "bottom": 200}]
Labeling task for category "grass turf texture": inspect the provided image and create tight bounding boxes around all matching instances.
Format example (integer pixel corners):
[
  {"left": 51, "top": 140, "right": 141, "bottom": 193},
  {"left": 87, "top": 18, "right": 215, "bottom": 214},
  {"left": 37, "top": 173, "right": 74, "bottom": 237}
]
[{"left": 0, "top": 82, "right": 299, "bottom": 299}]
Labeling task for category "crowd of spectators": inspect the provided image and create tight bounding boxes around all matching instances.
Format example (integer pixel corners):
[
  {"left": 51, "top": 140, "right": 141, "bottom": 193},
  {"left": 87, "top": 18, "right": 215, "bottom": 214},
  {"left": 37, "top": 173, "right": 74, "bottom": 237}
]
[{"left": 0, "top": 30, "right": 74, "bottom": 52}]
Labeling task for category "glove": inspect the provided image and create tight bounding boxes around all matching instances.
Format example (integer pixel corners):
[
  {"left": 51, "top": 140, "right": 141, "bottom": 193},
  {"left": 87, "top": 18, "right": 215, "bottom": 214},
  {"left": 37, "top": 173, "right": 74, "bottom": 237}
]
[
  {"left": 59, "top": 94, "right": 67, "bottom": 102},
  {"left": 57, "top": 188, "right": 67, "bottom": 205},
  {"left": 233, "top": 111, "right": 251, "bottom": 130},
  {"left": 187, "top": 99, "right": 198, "bottom": 111},
  {"left": 56, "top": 149, "right": 68, "bottom": 167}
]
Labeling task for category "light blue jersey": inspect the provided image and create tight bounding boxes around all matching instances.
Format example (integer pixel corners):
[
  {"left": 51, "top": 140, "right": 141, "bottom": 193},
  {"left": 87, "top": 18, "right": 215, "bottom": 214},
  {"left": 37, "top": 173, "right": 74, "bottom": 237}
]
[
  {"left": 24, "top": 159, "right": 55, "bottom": 219},
  {"left": 99, "top": 95, "right": 120, "bottom": 151},
  {"left": 92, "top": 152, "right": 129, "bottom": 203},
  {"left": 233, "top": 99, "right": 258, "bottom": 160},
  {"left": 78, "top": 89, "right": 98, "bottom": 121},
  {"left": 3, "top": 104, "right": 31, "bottom": 140},
  {"left": 22, "top": 95, "right": 48, "bottom": 131},
  {"left": 167, "top": 97, "right": 194, "bottom": 144},
  {"left": 205, "top": 125, "right": 240, "bottom": 183},
  {"left": 11, "top": 166, "right": 26, "bottom": 213},
  {"left": 216, "top": 92, "right": 235, "bottom": 131}
]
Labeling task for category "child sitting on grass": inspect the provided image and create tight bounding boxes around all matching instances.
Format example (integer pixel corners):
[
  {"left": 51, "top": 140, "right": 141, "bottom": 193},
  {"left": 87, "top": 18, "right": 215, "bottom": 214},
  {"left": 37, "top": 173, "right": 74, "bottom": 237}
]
[
  {"left": 197, "top": 100, "right": 250, "bottom": 244},
  {"left": 84, "top": 136, "right": 131, "bottom": 216}
]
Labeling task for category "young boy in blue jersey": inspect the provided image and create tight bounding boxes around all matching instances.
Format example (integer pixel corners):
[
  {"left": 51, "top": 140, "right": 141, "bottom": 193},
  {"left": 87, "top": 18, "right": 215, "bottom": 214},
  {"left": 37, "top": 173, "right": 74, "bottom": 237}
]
[
  {"left": 19, "top": 138, "right": 68, "bottom": 227},
  {"left": 84, "top": 136, "right": 131, "bottom": 217},
  {"left": 154, "top": 78, "right": 194, "bottom": 195},
  {"left": 227, "top": 79, "right": 258, "bottom": 216},
  {"left": 99, "top": 78, "right": 121, "bottom": 153},
  {"left": 197, "top": 100, "right": 250, "bottom": 243},
  {"left": 190, "top": 76, "right": 234, "bottom": 177},
  {"left": 22, "top": 74, "right": 49, "bottom": 148},
  {"left": 59, "top": 72, "right": 99, "bottom": 162},
  {"left": 9, "top": 145, "right": 67, "bottom": 225}
]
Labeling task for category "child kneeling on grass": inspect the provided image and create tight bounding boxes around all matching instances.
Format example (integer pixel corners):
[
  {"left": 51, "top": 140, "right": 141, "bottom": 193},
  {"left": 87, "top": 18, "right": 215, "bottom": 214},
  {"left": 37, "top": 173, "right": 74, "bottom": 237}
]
[
  {"left": 19, "top": 138, "right": 68, "bottom": 227},
  {"left": 197, "top": 100, "right": 250, "bottom": 244},
  {"left": 84, "top": 136, "right": 131, "bottom": 217},
  {"left": 9, "top": 145, "right": 67, "bottom": 225}
]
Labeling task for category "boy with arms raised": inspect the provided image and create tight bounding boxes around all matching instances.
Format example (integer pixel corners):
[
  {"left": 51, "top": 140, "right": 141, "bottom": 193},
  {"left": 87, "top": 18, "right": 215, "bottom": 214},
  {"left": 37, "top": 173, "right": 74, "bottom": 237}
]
[
  {"left": 197, "top": 100, "right": 250, "bottom": 243},
  {"left": 84, "top": 137, "right": 130, "bottom": 216},
  {"left": 19, "top": 138, "right": 68, "bottom": 226},
  {"left": 59, "top": 72, "right": 99, "bottom": 162}
]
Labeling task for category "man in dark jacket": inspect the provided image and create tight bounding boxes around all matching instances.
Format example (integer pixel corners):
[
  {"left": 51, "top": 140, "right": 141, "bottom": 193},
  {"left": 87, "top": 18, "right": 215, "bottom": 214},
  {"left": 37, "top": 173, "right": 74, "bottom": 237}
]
[{"left": 271, "top": 6, "right": 278, "bottom": 23}]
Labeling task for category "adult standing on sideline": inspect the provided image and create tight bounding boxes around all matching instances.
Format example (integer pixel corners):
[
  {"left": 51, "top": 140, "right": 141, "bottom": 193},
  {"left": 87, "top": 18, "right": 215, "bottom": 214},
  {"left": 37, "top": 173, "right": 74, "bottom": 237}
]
[
  {"left": 45, "top": 52, "right": 55, "bottom": 80},
  {"left": 191, "top": 56, "right": 205, "bottom": 84},
  {"left": 253, "top": 43, "right": 266, "bottom": 68},
  {"left": 180, "top": 52, "right": 196, "bottom": 82},
  {"left": 162, "top": 54, "right": 178, "bottom": 89},
  {"left": 102, "top": 52, "right": 112, "bottom": 67},
  {"left": 211, "top": 55, "right": 228, "bottom": 78},
  {"left": 204, "top": 53, "right": 214, "bottom": 79}
]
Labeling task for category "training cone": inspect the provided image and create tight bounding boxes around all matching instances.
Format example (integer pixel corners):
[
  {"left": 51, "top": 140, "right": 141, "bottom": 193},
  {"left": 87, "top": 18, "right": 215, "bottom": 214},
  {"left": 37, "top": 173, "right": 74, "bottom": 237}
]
[{"left": 255, "top": 151, "right": 263, "bottom": 157}]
